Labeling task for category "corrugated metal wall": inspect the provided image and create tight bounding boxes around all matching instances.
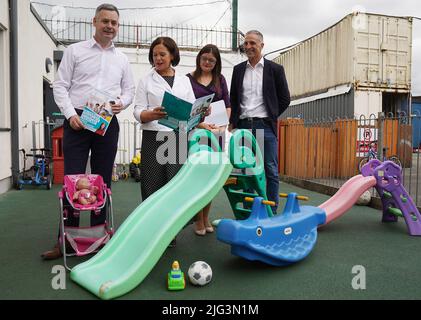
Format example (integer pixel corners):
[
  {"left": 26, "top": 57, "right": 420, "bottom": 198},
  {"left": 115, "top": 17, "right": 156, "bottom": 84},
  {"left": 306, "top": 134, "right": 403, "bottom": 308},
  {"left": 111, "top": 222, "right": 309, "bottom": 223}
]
[
  {"left": 274, "top": 13, "right": 412, "bottom": 99},
  {"left": 281, "top": 89, "right": 354, "bottom": 120}
]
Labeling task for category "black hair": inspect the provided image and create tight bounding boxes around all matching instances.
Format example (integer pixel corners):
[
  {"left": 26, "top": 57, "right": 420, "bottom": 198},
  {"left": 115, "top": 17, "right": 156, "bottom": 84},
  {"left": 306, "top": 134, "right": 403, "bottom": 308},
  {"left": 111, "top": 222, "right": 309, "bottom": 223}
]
[{"left": 148, "top": 37, "right": 180, "bottom": 67}]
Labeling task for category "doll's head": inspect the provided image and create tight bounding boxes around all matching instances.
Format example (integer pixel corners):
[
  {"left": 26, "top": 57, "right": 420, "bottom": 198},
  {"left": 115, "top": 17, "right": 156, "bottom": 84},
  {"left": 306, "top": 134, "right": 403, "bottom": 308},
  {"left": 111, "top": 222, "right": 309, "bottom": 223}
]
[
  {"left": 73, "top": 177, "right": 98, "bottom": 205},
  {"left": 76, "top": 177, "right": 91, "bottom": 190}
]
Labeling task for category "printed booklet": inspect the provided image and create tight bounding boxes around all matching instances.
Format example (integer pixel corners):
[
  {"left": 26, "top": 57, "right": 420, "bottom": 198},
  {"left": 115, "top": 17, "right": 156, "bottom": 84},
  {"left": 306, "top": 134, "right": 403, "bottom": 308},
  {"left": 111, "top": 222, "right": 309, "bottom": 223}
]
[
  {"left": 158, "top": 91, "right": 214, "bottom": 132},
  {"left": 80, "top": 89, "right": 117, "bottom": 136}
]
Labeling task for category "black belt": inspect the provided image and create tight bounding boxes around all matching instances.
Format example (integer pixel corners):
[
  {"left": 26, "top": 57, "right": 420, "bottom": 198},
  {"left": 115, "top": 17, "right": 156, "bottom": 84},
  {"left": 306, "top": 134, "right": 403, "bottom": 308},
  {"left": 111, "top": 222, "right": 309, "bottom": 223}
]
[{"left": 239, "top": 117, "right": 270, "bottom": 122}]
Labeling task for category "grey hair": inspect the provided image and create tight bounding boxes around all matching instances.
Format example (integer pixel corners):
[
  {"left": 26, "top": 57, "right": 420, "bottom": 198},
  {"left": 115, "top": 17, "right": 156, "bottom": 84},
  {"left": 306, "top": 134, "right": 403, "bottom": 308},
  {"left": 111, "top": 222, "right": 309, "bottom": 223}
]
[
  {"left": 246, "top": 30, "right": 264, "bottom": 42},
  {"left": 95, "top": 3, "right": 120, "bottom": 17}
]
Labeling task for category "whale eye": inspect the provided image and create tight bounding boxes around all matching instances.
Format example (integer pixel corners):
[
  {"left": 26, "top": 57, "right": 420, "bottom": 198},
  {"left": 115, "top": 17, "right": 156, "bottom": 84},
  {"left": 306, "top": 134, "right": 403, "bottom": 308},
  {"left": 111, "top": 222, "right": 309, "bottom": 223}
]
[{"left": 256, "top": 227, "right": 263, "bottom": 237}]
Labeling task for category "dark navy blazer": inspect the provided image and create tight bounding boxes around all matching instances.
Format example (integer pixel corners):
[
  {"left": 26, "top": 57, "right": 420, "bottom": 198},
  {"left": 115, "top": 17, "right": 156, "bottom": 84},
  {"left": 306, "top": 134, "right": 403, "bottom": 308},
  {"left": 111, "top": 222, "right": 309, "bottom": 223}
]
[{"left": 229, "top": 58, "right": 291, "bottom": 135}]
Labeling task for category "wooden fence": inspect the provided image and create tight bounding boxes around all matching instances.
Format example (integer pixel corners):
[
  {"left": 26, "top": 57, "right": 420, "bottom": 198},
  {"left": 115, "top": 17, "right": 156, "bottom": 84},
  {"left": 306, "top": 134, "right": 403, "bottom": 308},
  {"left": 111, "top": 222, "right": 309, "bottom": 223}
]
[{"left": 278, "top": 118, "right": 411, "bottom": 179}]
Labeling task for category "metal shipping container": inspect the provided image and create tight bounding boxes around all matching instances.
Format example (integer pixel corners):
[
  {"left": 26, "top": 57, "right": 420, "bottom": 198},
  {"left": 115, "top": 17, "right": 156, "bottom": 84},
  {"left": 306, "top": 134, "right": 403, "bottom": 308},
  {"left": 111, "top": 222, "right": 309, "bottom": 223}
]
[
  {"left": 274, "top": 13, "right": 413, "bottom": 99},
  {"left": 282, "top": 87, "right": 410, "bottom": 120}
]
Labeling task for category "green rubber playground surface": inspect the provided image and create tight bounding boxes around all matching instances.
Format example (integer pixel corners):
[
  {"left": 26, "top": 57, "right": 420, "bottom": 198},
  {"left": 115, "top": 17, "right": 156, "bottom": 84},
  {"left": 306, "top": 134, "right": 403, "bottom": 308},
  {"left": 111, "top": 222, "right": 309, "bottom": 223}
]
[{"left": 1, "top": 179, "right": 420, "bottom": 300}]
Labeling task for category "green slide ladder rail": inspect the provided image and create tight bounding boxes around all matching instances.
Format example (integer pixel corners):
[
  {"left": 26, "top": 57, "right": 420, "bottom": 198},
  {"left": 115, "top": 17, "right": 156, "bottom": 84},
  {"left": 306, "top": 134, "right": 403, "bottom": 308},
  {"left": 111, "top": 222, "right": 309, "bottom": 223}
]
[
  {"left": 71, "top": 130, "right": 233, "bottom": 299},
  {"left": 188, "top": 128, "right": 222, "bottom": 154},
  {"left": 223, "top": 129, "right": 272, "bottom": 220}
]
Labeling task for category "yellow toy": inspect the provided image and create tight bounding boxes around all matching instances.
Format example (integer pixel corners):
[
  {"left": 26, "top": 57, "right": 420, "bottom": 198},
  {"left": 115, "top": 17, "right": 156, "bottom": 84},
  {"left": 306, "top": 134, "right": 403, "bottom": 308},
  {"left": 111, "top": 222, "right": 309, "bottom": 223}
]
[
  {"left": 129, "top": 152, "right": 141, "bottom": 182},
  {"left": 132, "top": 152, "right": 141, "bottom": 165}
]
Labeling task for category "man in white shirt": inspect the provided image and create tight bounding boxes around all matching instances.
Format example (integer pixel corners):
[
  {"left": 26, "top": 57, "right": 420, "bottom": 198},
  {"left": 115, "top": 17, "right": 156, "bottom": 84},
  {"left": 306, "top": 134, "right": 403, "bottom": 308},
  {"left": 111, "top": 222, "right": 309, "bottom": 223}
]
[
  {"left": 42, "top": 4, "right": 135, "bottom": 260},
  {"left": 229, "top": 30, "right": 290, "bottom": 214}
]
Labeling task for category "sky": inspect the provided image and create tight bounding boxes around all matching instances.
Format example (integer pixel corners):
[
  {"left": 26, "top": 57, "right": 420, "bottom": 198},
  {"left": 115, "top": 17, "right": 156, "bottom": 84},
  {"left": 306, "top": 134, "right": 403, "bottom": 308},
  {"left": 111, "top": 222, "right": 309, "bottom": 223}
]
[{"left": 31, "top": 0, "right": 421, "bottom": 95}]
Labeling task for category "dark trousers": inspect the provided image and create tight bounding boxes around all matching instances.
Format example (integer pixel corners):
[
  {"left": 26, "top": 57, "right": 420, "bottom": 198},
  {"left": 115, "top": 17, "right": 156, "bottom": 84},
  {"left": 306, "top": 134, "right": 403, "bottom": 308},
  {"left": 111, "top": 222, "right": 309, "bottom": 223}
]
[
  {"left": 238, "top": 118, "right": 280, "bottom": 214},
  {"left": 62, "top": 112, "right": 119, "bottom": 227}
]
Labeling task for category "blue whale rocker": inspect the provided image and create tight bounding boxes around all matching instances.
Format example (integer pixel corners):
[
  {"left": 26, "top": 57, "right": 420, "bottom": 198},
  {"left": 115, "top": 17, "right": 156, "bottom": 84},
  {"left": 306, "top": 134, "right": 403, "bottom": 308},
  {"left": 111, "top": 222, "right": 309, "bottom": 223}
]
[{"left": 217, "top": 194, "right": 326, "bottom": 266}]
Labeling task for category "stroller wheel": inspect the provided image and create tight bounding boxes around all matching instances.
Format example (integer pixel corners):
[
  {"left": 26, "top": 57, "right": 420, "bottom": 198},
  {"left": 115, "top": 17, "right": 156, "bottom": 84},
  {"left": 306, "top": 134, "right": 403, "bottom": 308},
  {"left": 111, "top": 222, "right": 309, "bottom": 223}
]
[
  {"left": 17, "top": 183, "right": 23, "bottom": 190},
  {"left": 129, "top": 162, "right": 137, "bottom": 178},
  {"left": 134, "top": 168, "right": 141, "bottom": 182}
]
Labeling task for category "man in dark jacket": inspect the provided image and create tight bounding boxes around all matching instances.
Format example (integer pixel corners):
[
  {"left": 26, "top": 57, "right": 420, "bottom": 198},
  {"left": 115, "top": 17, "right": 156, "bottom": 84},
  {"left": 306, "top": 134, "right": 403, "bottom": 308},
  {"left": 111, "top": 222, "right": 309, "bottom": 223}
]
[{"left": 229, "top": 30, "right": 290, "bottom": 213}]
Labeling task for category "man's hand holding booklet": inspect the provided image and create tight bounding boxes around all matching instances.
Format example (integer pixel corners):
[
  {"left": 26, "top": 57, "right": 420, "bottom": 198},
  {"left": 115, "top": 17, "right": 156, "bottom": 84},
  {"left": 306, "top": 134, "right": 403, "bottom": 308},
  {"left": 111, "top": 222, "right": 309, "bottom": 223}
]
[{"left": 80, "top": 88, "right": 118, "bottom": 136}]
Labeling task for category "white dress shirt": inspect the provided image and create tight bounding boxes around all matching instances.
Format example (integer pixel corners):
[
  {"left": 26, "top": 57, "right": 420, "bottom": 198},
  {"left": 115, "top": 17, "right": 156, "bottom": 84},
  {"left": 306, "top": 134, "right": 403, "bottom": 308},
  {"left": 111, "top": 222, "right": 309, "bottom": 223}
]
[
  {"left": 240, "top": 57, "right": 268, "bottom": 119},
  {"left": 133, "top": 68, "right": 196, "bottom": 132},
  {"left": 53, "top": 38, "right": 135, "bottom": 120}
]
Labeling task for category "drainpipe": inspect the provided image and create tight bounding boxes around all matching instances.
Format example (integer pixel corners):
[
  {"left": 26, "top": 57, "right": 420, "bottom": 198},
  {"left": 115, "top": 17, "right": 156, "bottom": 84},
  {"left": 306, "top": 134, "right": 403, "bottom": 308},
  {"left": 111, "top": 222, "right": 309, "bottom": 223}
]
[
  {"left": 9, "top": 0, "right": 19, "bottom": 187},
  {"left": 231, "top": 0, "right": 238, "bottom": 51}
]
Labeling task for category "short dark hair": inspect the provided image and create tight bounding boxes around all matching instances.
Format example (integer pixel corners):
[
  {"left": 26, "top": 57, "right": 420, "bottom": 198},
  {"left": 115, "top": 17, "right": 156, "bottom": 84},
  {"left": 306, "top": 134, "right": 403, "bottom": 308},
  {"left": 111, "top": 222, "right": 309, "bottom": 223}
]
[
  {"left": 95, "top": 3, "right": 120, "bottom": 17},
  {"left": 148, "top": 37, "right": 180, "bottom": 67}
]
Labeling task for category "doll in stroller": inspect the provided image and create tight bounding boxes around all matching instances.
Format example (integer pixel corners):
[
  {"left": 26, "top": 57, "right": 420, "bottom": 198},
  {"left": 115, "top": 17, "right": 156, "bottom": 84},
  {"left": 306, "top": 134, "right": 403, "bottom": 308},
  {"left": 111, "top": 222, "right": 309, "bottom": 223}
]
[{"left": 58, "top": 174, "right": 114, "bottom": 270}]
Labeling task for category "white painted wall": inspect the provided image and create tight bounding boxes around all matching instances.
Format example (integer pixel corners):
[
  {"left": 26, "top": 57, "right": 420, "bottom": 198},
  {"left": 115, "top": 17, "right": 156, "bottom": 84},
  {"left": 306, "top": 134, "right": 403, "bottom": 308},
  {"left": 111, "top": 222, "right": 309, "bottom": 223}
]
[
  {"left": 0, "top": 17, "right": 10, "bottom": 129},
  {"left": 0, "top": 0, "right": 11, "bottom": 186},
  {"left": 17, "top": 0, "right": 57, "bottom": 161},
  {"left": 0, "top": 0, "right": 58, "bottom": 192},
  {"left": 0, "top": 0, "right": 8, "bottom": 26}
]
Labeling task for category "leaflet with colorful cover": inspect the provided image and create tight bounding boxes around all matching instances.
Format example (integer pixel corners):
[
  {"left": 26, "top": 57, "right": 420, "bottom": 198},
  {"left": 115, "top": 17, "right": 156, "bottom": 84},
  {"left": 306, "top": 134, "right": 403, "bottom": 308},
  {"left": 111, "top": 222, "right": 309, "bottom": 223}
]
[
  {"left": 158, "top": 91, "right": 214, "bottom": 132},
  {"left": 80, "top": 89, "right": 116, "bottom": 136}
]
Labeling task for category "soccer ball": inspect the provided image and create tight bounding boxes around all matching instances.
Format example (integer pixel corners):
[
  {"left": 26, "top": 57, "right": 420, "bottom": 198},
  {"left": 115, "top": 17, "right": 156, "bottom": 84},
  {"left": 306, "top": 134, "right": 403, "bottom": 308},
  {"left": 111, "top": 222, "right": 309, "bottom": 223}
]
[
  {"left": 187, "top": 261, "right": 212, "bottom": 286},
  {"left": 356, "top": 190, "right": 371, "bottom": 206}
]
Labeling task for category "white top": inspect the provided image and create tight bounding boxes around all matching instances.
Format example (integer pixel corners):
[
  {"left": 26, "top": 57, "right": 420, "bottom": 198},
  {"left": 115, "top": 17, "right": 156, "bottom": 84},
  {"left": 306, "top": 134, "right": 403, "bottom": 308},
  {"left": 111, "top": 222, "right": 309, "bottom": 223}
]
[
  {"left": 239, "top": 56, "right": 268, "bottom": 119},
  {"left": 133, "top": 68, "right": 196, "bottom": 132},
  {"left": 53, "top": 38, "right": 135, "bottom": 120}
]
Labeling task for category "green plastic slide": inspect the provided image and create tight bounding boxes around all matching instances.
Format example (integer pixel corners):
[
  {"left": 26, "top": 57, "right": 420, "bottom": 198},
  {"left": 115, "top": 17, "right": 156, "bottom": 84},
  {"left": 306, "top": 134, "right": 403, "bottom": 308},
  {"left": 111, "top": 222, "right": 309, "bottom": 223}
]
[{"left": 70, "top": 151, "right": 233, "bottom": 299}]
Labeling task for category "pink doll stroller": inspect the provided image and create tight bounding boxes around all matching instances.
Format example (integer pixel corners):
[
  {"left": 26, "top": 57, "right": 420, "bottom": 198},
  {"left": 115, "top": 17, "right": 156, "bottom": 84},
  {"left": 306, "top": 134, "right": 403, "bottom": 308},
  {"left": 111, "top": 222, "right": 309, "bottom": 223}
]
[{"left": 58, "top": 174, "right": 114, "bottom": 270}]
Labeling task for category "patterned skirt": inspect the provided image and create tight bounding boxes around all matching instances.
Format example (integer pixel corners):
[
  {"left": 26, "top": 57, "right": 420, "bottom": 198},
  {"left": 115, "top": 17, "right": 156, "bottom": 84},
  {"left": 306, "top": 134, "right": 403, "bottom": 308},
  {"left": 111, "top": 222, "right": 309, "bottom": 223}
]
[{"left": 140, "top": 130, "right": 184, "bottom": 201}]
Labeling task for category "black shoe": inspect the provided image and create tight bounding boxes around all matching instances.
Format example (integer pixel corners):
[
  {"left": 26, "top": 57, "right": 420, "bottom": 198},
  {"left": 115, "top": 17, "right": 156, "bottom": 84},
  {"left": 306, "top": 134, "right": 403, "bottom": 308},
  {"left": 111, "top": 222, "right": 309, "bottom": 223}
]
[{"left": 168, "top": 238, "right": 176, "bottom": 248}]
